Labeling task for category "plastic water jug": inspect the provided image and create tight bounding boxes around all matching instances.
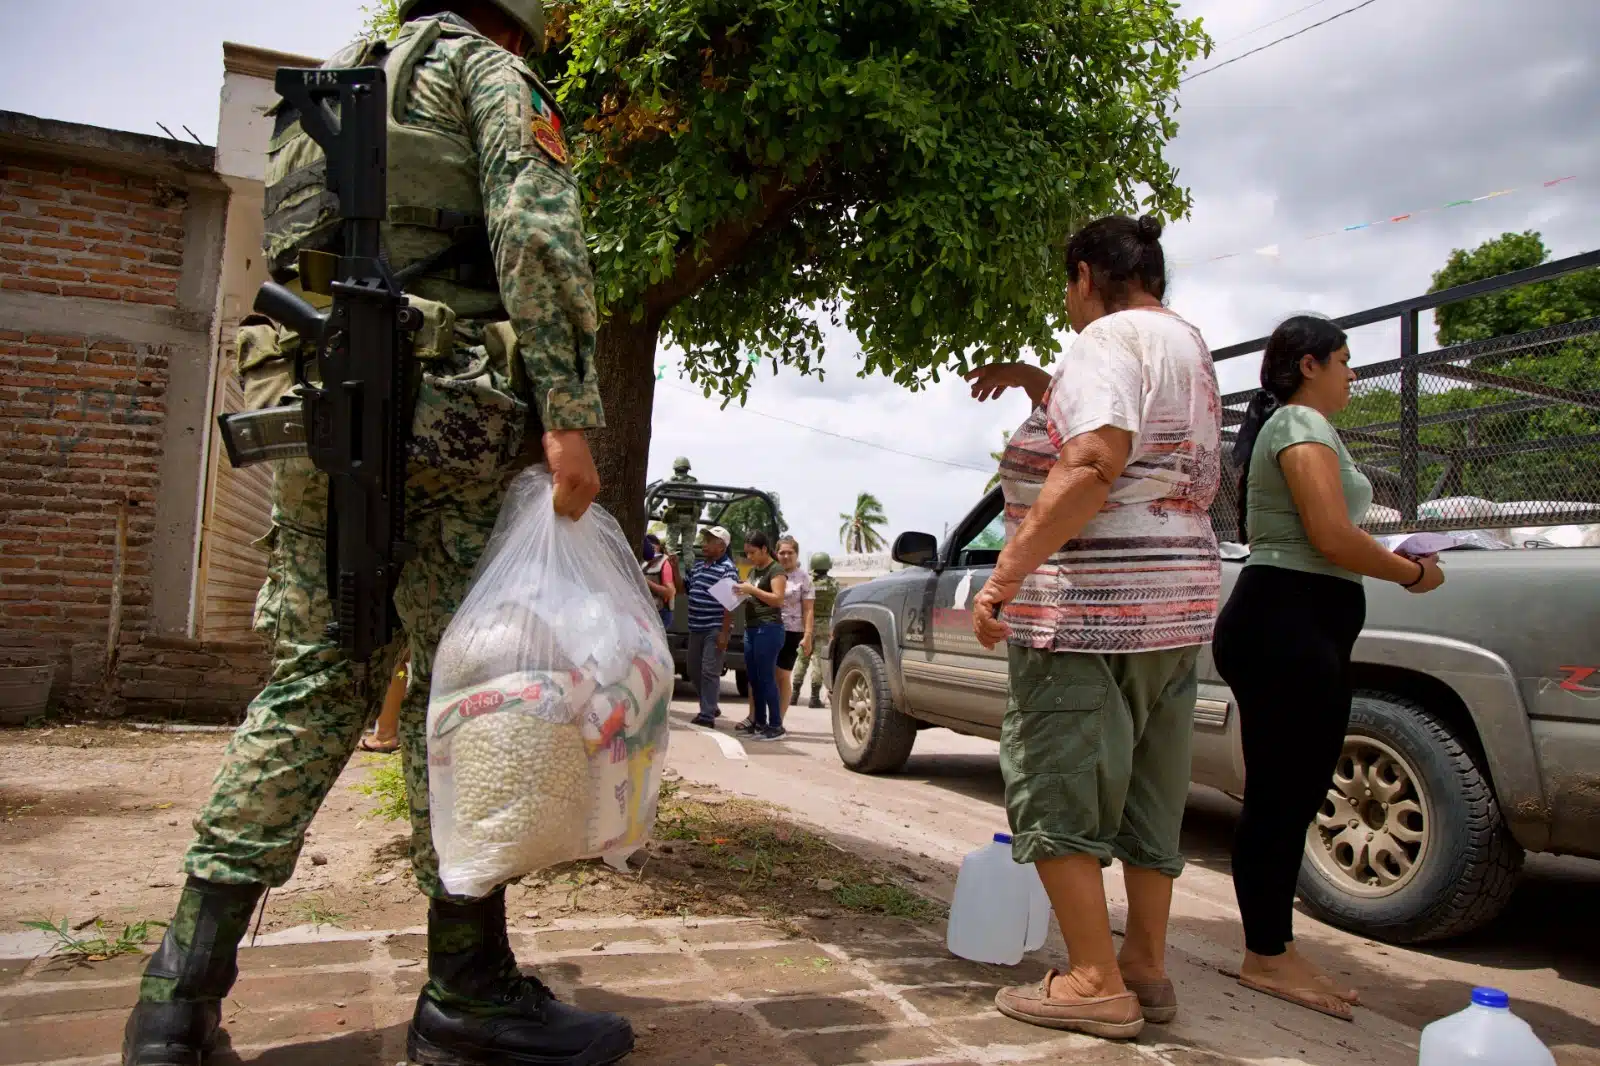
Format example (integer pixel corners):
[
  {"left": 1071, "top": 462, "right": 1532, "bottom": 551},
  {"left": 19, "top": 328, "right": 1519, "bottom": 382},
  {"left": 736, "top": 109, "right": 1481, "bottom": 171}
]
[
  {"left": 1418, "top": 988, "right": 1555, "bottom": 1066},
  {"left": 946, "top": 833, "right": 1052, "bottom": 965}
]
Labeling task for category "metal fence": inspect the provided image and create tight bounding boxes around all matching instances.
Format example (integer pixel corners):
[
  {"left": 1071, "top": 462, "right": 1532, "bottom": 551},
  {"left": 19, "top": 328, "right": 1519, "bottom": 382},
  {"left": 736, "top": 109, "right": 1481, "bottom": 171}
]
[{"left": 1208, "top": 251, "right": 1600, "bottom": 542}]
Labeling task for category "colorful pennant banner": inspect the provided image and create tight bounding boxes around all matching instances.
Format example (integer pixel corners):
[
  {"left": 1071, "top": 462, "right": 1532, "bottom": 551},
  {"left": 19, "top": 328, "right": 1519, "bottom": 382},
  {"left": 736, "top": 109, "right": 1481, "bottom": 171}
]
[{"left": 1172, "top": 175, "right": 1579, "bottom": 269}]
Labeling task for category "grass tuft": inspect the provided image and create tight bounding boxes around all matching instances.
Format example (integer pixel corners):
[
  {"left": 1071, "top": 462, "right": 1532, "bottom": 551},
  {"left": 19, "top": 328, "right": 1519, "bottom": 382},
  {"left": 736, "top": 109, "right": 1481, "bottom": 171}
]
[
  {"left": 21, "top": 917, "right": 166, "bottom": 961},
  {"left": 356, "top": 757, "right": 409, "bottom": 822}
]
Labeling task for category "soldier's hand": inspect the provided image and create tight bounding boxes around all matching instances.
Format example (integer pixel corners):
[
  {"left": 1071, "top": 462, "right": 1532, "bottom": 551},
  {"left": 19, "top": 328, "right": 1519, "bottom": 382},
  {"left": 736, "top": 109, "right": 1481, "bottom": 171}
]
[{"left": 545, "top": 430, "right": 601, "bottom": 520}]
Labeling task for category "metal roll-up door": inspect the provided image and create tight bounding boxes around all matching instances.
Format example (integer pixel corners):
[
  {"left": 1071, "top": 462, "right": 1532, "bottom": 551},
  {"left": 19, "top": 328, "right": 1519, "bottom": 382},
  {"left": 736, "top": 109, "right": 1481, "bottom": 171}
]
[{"left": 196, "top": 344, "right": 272, "bottom": 643}]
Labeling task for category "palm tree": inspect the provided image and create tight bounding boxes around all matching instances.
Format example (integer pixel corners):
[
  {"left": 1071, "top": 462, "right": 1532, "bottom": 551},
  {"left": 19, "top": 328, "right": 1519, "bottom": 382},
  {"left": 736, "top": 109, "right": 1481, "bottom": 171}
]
[
  {"left": 839, "top": 492, "right": 889, "bottom": 554},
  {"left": 985, "top": 431, "right": 1011, "bottom": 492}
]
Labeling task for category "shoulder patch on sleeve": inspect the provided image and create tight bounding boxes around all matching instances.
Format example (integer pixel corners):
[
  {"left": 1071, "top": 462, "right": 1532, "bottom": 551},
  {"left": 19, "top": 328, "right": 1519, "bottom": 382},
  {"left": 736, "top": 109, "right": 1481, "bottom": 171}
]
[{"left": 500, "top": 56, "right": 570, "bottom": 167}]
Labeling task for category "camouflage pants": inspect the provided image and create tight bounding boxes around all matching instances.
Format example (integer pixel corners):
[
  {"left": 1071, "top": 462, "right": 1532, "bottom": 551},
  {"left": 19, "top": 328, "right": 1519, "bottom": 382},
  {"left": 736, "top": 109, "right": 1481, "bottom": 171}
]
[
  {"left": 790, "top": 642, "right": 828, "bottom": 700},
  {"left": 184, "top": 501, "right": 498, "bottom": 900},
  {"left": 665, "top": 516, "right": 698, "bottom": 560}
]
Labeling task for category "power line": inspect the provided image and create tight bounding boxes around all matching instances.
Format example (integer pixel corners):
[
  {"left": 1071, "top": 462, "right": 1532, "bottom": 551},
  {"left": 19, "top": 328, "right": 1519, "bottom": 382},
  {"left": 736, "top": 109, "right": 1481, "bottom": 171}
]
[
  {"left": 657, "top": 380, "right": 996, "bottom": 474},
  {"left": 1214, "top": 0, "right": 1338, "bottom": 47},
  {"left": 1182, "top": 0, "right": 1384, "bottom": 84}
]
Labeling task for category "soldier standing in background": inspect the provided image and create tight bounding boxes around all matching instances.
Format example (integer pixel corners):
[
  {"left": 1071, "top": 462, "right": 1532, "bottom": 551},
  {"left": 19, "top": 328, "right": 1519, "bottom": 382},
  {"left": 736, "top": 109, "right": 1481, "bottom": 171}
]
[
  {"left": 792, "top": 552, "right": 841, "bottom": 708},
  {"left": 660, "top": 456, "right": 703, "bottom": 558},
  {"left": 120, "top": 3, "right": 635, "bottom": 1065}
]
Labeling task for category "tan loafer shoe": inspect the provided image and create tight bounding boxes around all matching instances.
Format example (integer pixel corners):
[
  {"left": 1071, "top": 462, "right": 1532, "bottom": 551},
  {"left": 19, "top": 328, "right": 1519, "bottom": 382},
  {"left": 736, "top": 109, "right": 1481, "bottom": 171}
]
[
  {"left": 1124, "top": 976, "right": 1178, "bottom": 1024},
  {"left": 994, "top": 969, "right": 1145, "bottom": 1040}
]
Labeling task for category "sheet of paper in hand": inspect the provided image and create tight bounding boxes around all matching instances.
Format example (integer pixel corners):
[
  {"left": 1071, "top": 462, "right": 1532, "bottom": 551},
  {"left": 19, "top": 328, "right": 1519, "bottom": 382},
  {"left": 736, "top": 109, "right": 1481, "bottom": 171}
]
[
  {"left": 708, "top": 576, "right": 747, "bottom": 611},
  {"left": 1382, "top": 532, "right": 1459, "bottom": 558}
]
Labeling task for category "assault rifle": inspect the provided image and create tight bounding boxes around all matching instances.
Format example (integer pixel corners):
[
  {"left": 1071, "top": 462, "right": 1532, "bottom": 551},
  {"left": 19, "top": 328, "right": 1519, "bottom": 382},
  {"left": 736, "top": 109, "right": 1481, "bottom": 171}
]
[{"left": 216, "top": 66, "right": 420, "bottom": 664}]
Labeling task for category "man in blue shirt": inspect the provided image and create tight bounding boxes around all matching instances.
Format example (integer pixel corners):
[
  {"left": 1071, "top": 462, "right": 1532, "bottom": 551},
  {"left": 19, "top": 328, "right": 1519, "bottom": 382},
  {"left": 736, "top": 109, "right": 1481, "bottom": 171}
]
[{"left": 686, "top": 525, "right": 737, "bottom": 726}]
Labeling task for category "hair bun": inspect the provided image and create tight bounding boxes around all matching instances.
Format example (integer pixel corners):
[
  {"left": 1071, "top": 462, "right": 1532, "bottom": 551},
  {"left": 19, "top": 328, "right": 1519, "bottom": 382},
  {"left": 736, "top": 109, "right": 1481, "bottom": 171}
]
[{"left": 1135, "top": 215, "right": 1164, "bottom": 242}]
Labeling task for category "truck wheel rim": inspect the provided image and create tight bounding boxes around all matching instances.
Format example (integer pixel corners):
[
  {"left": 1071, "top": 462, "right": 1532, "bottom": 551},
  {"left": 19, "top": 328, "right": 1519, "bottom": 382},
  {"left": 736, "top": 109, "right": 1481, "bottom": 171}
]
[
  {"left": 1305, "top": 734, "right": 1429, "bottom": 898},
  {"left": 843, "top": 670, "right": 874, "bottom": 748}
]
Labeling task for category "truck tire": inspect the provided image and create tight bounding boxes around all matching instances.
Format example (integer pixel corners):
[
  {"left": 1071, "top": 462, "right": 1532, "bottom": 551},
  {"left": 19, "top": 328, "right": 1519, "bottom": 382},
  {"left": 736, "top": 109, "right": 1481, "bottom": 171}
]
[
  {"left": 734, "top": 670, "right": 748, "bottom": 698},
  {"left": 831, "top": 644, "right": 916, "bottom": 774},
  {"left": 1296, "top": 690, "right": 1524, "bottom": 944}
]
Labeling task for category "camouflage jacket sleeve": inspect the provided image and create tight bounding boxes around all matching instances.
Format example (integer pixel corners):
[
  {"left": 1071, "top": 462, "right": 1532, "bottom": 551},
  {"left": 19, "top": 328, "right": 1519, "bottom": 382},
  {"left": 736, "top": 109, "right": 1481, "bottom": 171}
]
[{"left": 455, "top": 38, "right": 604, "bottom": 431}]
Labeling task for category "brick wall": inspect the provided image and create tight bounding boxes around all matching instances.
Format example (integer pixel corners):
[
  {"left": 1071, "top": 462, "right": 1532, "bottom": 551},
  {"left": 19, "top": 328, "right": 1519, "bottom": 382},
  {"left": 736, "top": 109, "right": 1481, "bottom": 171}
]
[
  {"left": 0, "top": 153, "right": 267, "bottom": 718},
  {"left": 116, "top": 636, "right": 268, "bottom": 722},
  {"left": 1, "top": 157, "right": 187, "bottom": 308}
]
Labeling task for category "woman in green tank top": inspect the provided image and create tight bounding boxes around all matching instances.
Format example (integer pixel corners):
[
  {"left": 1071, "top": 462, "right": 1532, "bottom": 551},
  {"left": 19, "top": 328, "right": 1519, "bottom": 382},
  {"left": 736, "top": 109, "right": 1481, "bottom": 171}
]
[{"left": 1212, "top": 316, "right": 1445, "bottom": 1020}]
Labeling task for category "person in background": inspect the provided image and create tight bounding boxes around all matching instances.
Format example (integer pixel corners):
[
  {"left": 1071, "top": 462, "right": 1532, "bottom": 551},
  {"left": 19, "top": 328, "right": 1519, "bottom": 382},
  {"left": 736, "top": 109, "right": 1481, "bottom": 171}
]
[
  {"left": 358, "top": 649, "right": 410, "bottom": 754},
  {"left": 965, "top": 214, "right": 1221, "bottom": 1040},
  {"left": 791, "top": 552, "right": 840, "bottom": 708},
  {"left": 773, "top": 536, "right": 815, "bottom": 721},
  {"left": 1213, "top": 316, "right": 1443, "bottom": 1020},
  {"left": 641, "top": 533, "right": 678, "bottom": 630},
  {"left": 686, "top": 526, "right": 738, "bottom": 728},
  {"left": 734, "top": 531, "right": 788, "bottom": 741}
]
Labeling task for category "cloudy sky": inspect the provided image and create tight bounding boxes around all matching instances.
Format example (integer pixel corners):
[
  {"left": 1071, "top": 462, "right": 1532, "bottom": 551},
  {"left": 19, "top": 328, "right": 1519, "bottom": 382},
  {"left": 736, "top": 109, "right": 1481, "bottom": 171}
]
[{"left": 3, "top": 0, "right": 1595, "bottom": 555}]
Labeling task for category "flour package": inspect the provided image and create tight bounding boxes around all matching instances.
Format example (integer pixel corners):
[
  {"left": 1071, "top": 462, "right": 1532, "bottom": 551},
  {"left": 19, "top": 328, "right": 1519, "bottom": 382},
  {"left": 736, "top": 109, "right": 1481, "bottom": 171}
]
[{"left": 428, "top": 467, "right": 674, "bottom": 899}]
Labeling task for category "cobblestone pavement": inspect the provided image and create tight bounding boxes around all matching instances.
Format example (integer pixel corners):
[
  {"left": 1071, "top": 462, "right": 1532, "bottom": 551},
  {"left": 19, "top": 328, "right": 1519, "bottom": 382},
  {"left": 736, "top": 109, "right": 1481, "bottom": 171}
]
[{"left": 0, "top": 914, "right": 1247, "bottom": 1066}]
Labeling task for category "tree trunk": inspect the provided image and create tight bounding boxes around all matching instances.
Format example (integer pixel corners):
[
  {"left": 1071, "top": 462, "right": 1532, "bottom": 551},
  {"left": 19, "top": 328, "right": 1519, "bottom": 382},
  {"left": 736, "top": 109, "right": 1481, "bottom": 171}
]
[{"left": 589, "top": 311, "right": 660, "bottom": 552}]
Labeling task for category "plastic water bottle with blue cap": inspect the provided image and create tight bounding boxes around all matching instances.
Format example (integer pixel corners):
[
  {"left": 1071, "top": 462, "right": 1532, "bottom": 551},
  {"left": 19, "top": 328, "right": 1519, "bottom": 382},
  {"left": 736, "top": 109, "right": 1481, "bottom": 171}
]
[
  {"left": 1417, "top": 987, "right": 1555, "bottom": 1065},
  {"left": 946, "top": 832, "right": 1052, "bottom": 965}
]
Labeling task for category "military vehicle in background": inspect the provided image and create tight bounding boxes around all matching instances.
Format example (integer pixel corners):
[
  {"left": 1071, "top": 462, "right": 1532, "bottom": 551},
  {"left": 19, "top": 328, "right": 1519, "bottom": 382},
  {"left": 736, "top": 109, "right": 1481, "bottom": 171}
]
[{"left": 643, "top": 477, "right": 784, "bottom": 696}]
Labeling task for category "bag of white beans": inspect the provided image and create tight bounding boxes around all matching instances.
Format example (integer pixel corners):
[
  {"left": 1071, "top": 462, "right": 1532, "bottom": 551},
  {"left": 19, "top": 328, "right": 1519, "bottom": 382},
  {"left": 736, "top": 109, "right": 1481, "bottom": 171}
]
[{"left": 427, "top": 467, "right": 674, "bottom": 899}]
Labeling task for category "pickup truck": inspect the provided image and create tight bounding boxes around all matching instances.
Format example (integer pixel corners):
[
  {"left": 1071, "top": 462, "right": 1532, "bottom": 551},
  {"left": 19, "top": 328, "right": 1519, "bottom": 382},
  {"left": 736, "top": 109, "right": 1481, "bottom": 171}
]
[{"left": 821, "top": 487, "right": 1600, "bottom": 943}]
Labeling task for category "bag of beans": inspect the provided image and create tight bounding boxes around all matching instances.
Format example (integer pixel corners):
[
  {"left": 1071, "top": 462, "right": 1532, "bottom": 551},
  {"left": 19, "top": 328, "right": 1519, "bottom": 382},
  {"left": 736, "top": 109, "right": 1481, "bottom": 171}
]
[{"left": 427, "top": 468, "right": 674, "bottom": 898}]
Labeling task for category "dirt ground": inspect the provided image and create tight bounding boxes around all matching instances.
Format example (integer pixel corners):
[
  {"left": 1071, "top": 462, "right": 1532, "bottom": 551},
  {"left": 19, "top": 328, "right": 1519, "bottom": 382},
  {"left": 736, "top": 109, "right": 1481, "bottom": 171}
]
[{"left": 0, "top": 722, "right": 939, "bottom": 951}]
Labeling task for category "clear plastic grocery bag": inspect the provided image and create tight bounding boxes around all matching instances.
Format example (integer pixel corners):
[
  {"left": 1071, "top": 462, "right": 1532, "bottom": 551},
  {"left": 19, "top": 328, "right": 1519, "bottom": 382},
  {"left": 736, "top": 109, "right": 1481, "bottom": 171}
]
[{"left": 427, "top": 467, "right": 674, "bottom": 899}]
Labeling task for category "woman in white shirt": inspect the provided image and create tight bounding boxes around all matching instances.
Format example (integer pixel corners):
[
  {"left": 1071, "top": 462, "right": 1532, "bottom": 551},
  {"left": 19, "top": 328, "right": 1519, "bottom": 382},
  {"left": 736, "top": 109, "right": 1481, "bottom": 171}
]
[
  {"left": 774, "top": 536, "right": 815, "bottom": 720},
  {"left": 965, "top": 215, "right": 1221, "bottom": 1039}
]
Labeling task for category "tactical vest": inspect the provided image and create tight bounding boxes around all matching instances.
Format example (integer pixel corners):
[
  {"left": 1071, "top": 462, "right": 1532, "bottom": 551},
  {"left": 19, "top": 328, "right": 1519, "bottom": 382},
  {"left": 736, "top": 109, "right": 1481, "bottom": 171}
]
[{"left": 262, "top": 17, "right": 509, "bottom": 320}]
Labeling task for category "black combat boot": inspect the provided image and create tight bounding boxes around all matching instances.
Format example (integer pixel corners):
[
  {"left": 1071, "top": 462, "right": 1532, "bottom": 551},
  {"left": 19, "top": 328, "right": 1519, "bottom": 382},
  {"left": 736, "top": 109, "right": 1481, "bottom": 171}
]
[
  {"left": 809, "top": 691, "right": 823, "bottom": 709},
  {"left": 122, "top": 877, "right": 265, "bottom": 1066},
  {"left": 408, "top": 887, "right": 634, "bottom": 1066}
]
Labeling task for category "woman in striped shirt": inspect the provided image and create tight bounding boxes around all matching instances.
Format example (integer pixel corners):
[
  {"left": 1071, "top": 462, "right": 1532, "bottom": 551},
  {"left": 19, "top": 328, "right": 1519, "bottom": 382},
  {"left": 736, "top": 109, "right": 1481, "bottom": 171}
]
[{"left": 966, "top": 215, "right": 1222, "bottom": 1040}]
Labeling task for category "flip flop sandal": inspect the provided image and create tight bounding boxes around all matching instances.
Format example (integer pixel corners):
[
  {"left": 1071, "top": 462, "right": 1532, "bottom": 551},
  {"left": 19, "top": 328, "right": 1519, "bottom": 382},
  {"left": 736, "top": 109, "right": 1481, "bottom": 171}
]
[
  {"left": 1238, "top": 975, "right": 1354, "bottom": 1021},
  {"left": 1313, "top": 972, "right": 1362, "bottom": 1005},
  {"left": 359, "top": 735, "right": 400, "bottom": 754},
  {"left": 1123, "top": 977, "right": 1178, "bottom": 1024}
]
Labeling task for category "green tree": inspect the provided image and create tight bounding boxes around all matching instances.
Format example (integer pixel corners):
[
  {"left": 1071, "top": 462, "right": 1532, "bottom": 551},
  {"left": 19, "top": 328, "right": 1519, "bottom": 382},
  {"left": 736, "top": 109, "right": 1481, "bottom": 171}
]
[
  {"left": 1333, "top": 231, "right": 1600, "bottom": 507},
  {"left": 839, "top": 491, "right": 888, "bottom": 554},
  {"left": 360, "top": 2, "right": 1208, "bottom": 540},
  {"left": 718, "top": 492, "right": 786, "bottom": 553},
  {"left": 1432, "top": 231, "right": 1600, "bottom": 345},
  {"left": 546, "top": 0, "right": 1206, "bottom": 539},
  {"left": 984, "top": 430, "right": 1010, "bottom": 492},
  {"left": 361, "top": 0, "right": 402, "bottom": 37}
]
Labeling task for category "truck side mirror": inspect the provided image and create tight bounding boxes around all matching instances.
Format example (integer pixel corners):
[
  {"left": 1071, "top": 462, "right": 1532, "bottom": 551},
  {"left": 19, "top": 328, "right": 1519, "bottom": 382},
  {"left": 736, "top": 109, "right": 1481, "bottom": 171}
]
[{"left": 892, "top": 531, "right": 939, "bottom": 569}]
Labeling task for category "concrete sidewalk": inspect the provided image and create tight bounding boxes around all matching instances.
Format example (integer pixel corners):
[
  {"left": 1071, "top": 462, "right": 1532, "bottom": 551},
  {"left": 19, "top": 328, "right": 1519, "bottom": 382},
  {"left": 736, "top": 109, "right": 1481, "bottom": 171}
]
[{"left": 1, "top": 914, "right": 1249, "bottom": 1066}]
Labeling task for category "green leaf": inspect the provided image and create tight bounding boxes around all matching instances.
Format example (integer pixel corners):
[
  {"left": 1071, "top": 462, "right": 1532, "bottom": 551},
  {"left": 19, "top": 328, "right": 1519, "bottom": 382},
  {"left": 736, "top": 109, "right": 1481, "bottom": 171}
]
[{"left": 735, "top": 180, "right": 749, "bottom": 201}]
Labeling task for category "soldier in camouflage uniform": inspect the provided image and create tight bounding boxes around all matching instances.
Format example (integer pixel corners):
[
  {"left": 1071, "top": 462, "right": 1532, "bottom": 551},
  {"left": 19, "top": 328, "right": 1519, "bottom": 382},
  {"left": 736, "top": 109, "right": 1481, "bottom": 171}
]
[
  {"left": 121, "top": 3, "right": 632, "bottom": 1065},
  {"left": 659, "top": 456, "right": 702, "bottom": 559},
  {"left": 791, "top": 553, "right": 841, "bottom": 708}
]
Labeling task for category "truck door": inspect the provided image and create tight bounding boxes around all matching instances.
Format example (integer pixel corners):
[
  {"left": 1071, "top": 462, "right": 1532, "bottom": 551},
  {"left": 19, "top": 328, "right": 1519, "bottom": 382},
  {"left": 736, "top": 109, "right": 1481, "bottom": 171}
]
[{"left": 902, "top": 494, "right": 1009, "bottom": 733}]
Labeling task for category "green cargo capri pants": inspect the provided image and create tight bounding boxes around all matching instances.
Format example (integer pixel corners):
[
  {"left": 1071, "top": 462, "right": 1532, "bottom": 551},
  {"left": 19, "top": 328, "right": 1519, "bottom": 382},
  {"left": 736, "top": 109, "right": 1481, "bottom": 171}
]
[{"left": 1000, "top": 644, "right": 1199, "bottom": 877}]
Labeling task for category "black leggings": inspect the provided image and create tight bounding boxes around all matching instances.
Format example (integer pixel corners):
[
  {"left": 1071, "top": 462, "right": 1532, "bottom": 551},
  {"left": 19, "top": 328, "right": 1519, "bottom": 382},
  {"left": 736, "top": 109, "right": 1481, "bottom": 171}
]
[{"left": 1212, "top": 565, "right": 1366, "bottom": 957}]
